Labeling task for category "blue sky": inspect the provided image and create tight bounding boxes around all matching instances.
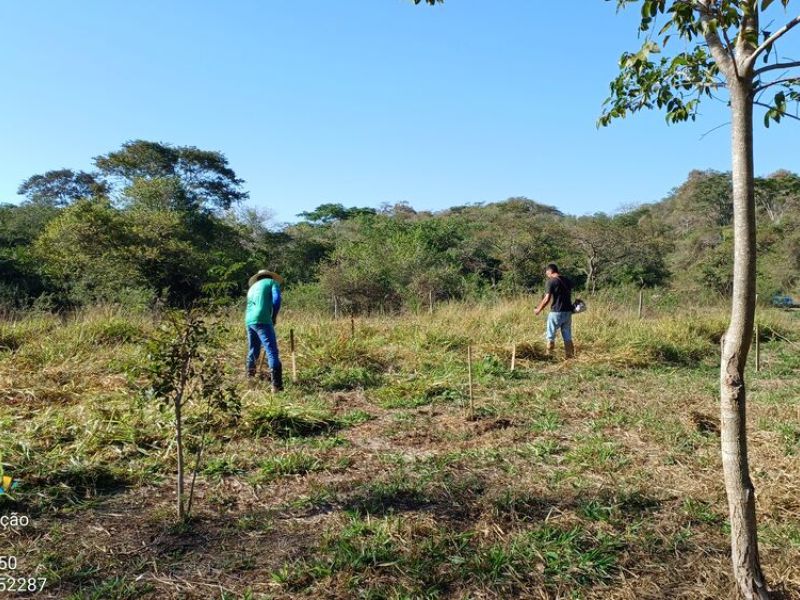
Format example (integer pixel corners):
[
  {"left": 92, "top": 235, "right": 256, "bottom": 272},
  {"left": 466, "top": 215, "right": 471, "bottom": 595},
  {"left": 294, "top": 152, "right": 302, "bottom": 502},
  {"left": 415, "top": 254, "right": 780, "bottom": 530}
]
[{"left": 1, "top": 1, "right": 797, "bottom": 223}]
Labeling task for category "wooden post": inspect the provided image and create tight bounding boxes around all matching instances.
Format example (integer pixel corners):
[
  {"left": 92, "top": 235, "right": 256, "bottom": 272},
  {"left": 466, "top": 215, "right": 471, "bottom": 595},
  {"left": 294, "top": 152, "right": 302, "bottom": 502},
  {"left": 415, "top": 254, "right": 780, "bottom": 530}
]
[
  {"left": 755, "top": 323, "right": 760, "bottom": 373},
  {"left": 754, "top": 294, "right": 760, "bottom": 373},
  {"left": 350, "top": 315, "right": 355, "bottom": 338},
  {"left": 333, "top": 296, "right": 339, "bottom": 319},
  {"left": 429, "top": 289, "right": 434, "bottom": 315},
  {"left": 290, "top": 328, "right": 297, "bottom": 383},
  {"left": 256, "top": 348, "right": 267, "bottom": 380},
  {"left": 510, "top": 343, "right": 516, "bottom": 372},
  {"left": 467, "top": 345, "right": 474, "bottom": 417},
  {"left": 638, "top": 289, "right": 644, "bottom": 319}
]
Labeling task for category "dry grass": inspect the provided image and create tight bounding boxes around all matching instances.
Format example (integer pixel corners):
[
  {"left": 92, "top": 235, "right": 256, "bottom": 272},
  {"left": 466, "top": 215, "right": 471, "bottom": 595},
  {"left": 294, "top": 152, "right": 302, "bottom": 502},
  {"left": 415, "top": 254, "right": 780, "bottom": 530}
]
[{"left": 1, "top": 298, "right": 799, "bottom": 599}]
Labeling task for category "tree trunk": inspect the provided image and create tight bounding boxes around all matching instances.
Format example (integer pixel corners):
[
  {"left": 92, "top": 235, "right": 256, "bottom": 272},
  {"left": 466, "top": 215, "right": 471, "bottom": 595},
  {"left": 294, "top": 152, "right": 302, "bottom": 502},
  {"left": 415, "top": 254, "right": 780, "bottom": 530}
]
[{"left": 721, "top": 80, "right": 770, "bottom": 600}]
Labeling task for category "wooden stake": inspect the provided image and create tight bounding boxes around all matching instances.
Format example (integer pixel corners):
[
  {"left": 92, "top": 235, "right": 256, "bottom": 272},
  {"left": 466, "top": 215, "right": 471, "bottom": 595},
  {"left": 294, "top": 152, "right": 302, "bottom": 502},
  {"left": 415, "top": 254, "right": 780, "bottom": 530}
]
[
  {"left": 290, "top": 328, "right": 297, "bottom": 383},
  {"left": 333, "top": 296, "right": 339, "bottom": 319},
  {"left": 256, "top": 348, "right": 267, "bottom": 380},
  {"left": 429, "top": 289, "right": 434, "bottom": 315},
  {"left": 510, "top": 343, "right": 516, "bottom": 372},
  {"left": 350, "top": 315, "right": 355, "bottom": 338},
  {"left": 638, "top": 289, "right": 644, "bottom": 319},
  {"left": 467, "top": 345, "right": 474, "bottom": 417},
  {"left": 755, "top": 323, "right": 760, "bottom": 373}
]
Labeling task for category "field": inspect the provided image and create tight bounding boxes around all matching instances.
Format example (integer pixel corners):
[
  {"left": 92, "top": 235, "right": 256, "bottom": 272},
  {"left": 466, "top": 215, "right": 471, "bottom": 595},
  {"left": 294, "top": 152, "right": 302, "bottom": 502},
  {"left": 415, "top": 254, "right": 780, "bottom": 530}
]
[{"left": 1, "top": 296, "right": 799, "bottom": 599}]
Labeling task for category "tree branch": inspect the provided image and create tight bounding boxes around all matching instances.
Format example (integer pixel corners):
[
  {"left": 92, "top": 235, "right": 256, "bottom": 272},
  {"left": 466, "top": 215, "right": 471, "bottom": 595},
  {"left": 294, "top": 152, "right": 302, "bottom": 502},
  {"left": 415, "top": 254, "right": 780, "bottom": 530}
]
[
  {"left": 755, "top": 60, "right": 800, "bottom": 76},
  {"left": 736, "top": 0, "right": 760, "bottom": 73},
  {"left": 698, "top": 0, "right": 735, "bottom": 77},
  {"left": 745, "top": 15, "right": 800, "bottom": 71},
  {"left": 754, "top": 100, "right": 800, "bottom": 121},
  {"left": 699, "top": 121, "right": 732, "bottom": 139},
  {"left": 754, "top": 76, "right": 800, "bottom": 93},
  {"left": 721, "top": 26, "right": 741, "bottom": 79}
]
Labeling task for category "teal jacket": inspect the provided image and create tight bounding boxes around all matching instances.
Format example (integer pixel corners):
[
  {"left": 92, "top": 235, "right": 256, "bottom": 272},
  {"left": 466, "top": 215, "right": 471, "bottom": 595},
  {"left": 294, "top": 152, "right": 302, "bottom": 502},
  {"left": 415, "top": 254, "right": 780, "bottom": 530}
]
[{"left": 245, "top": 279, "right": 282, "bottom": 326}]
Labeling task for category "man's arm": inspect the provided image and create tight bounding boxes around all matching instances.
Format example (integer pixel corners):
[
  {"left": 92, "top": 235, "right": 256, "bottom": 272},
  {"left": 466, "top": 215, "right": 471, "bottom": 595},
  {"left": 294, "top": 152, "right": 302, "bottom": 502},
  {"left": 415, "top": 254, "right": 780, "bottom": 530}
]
[
  {"left": 534, "top": 293, "right": 551, "bottom": 316},
  {"left": 271, "top": 284, "right": 282, "bottom": 324}
]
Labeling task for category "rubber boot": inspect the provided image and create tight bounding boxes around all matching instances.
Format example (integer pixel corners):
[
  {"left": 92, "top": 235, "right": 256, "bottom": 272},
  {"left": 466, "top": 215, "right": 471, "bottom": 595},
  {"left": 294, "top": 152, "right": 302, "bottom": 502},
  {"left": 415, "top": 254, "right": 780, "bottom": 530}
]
[
  {"left": 547, "top": 341, "right": 556, "bottom": 357},
  {"left": 564, "top": 341, "right": 575, "bottom": 359},
  {"left": 271, "top": 364, "right": 284, "bottom": 392}
]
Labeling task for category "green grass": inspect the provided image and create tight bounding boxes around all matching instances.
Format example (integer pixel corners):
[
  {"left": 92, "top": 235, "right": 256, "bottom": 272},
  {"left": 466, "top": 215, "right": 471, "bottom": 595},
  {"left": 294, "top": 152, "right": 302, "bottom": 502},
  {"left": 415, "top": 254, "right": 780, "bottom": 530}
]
[
  {"left": 254, "top": 451, "right": 324, "bottom": 482},
  {"left": 248, "top": 400, "right": 340, "bottom": 438},
  {"left": 64, "top": 578, "right": 153, "bottom": 600},
  {"left": 2, "top": 297, "right": 799, "bottom": 598}
]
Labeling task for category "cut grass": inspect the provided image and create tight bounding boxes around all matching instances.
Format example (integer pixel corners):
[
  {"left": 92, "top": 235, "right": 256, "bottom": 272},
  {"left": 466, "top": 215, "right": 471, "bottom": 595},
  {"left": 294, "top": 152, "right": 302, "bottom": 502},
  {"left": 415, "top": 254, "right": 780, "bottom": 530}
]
[
  {"left": 248, "top": 400, "right": 339, "bottom": 438},
  {"left": 253, "top": 451, "right": 325, "bottom": 483},
  {"left": 1, "top": 298, "right": 799, "bottom": 598}
]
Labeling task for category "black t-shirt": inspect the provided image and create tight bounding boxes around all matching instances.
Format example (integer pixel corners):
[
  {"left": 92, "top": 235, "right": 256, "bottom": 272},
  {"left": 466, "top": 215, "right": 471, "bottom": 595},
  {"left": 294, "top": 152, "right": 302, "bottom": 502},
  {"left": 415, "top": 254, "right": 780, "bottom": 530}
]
[{"left": 546, "top": 276, "right": 573, "bottom": 312}]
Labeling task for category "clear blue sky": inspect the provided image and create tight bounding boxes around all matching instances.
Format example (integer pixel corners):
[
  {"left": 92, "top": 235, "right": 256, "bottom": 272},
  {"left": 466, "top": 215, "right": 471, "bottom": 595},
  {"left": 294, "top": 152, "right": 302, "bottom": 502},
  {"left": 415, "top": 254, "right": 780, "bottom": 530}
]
[{"left": 1, "top": 1, "right": 797, "bottom": 223}]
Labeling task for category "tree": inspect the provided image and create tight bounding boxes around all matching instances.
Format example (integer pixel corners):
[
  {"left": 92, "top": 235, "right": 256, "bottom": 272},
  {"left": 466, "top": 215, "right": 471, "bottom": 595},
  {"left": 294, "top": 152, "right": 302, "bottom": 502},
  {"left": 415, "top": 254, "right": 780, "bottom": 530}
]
[
  {"left": 0, "top": 202, "right": 60, "bottom": 307},
  {"left": 33, "top": 199, "right": 144, "bottom": 305},
  {"left": 755, "top": 169, "right": 800, "bottom": 224},
  {"left": 318, "top": 214, "right": 463, "bottom": 313},
  {"left": 449, "top": 199, "right": 569, "bottom": 294},
  {"left": 145, "top": 310, "right": 239, "bottom": 522},
  {"left": 95, "top": 140, "right": 248, "bottom": 211},
  {"left": 18, "top": 169, "right": 108, "bottom": 206},
  {"left": 572, "top": 212, "right": 669, "bottom": 292},
  {"left": 297, "top": 203, "right": 377, "bottom": 225},
  {"left": 600, "top": 1, "right": 800, "bottom": 597}
]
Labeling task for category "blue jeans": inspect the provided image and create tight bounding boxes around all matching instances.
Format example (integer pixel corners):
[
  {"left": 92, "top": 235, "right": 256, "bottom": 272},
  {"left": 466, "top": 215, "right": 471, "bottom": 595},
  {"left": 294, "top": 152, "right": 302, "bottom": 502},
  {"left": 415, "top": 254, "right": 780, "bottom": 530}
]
[
  {"left": 246, "top": 323, "right": 281, "bottom": 372},
  {"left": 546, "top": 311, "right": 573, "bottom": 342}
]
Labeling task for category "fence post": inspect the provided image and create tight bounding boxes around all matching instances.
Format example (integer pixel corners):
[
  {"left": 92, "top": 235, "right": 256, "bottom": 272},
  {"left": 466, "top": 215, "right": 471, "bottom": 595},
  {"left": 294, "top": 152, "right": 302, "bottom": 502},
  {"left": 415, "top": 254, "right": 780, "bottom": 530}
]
[
  {"left": 350, "top": 315, "right": 355, "bottom": 338},
  {"left": 467, "top": 345, "right": 474, "bottom": 417},
  {"left": 333, "top": 296, "right": 339, "bottom": 319},
  {"left": 510, "top": 343, "right": 516, "bottom": 372},
  {"left": 755, "top": 323, "right": 760, "bottom": 373},
  {"left": 754, "top": 294, "right": 760, "bottom": 373},
  {"left": 290, "top": 328, "right": 297, "bottom": 383},
  {"left": 429, "top": 289, "right": 434, "bottom": 315},
  {"left": 638, "top": 289, "right": 644, "bottom": 319}
]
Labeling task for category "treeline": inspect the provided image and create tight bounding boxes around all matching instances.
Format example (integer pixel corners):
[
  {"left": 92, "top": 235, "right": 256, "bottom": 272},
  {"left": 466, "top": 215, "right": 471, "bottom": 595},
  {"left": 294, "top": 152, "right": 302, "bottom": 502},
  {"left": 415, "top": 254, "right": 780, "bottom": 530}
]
[{"left": 2, "top": 140, "right": 799, "bottom": 313}]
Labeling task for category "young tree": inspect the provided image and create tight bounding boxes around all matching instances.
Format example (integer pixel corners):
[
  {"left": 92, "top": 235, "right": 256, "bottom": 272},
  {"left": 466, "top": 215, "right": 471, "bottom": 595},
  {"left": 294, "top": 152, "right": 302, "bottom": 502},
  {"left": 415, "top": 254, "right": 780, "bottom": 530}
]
[
  {"left": 145, "top": 310, "right": 239, "bottom": 522},
  {"left": 600, "top": 1, "right": 800, "bottom": 597}
]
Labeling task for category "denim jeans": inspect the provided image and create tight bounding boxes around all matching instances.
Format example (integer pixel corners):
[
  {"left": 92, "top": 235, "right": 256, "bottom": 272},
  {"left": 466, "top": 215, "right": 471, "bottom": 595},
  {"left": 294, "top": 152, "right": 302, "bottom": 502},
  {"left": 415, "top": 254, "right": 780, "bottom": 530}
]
[
  {"left": 246, "top": 323, "right": 282, "bottom": 372},
  {"left": 546, "top": 311, "right": 573, "bottom": 342}
]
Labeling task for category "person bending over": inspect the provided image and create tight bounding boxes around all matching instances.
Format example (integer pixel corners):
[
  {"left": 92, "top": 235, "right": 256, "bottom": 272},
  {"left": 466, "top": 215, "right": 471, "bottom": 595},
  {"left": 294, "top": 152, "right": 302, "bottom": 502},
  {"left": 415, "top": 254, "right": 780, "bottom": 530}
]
[{"left": 245, "top": 269, "right": 284, "bottom": 391}]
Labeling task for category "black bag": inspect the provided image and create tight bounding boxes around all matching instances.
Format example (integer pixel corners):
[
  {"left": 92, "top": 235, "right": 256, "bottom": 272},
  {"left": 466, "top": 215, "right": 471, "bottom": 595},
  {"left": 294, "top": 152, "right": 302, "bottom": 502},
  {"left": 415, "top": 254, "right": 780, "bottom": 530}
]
[{"left": 572, "top": 299, "right": 586, "bottom": 314}]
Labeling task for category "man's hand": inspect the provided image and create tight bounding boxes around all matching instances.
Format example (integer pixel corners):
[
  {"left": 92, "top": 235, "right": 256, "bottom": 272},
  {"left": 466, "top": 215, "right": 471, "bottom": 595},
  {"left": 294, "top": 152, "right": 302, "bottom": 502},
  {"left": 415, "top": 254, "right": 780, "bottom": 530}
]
[{"left": 534, "top": 293, "right": 551, "bottom": 316}]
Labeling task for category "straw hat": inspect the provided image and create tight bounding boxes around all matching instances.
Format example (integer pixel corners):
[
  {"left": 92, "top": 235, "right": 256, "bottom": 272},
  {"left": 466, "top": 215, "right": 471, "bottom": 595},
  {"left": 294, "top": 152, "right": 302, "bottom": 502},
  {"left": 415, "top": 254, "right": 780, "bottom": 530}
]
[{"left": 248, "top": 269, "right": 285, "bottom": 287}]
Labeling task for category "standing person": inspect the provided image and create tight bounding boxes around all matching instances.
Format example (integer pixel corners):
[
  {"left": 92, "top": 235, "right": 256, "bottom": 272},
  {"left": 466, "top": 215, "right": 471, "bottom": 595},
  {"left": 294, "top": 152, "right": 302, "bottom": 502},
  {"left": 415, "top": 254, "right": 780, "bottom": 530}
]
[
  {"left": 534, "top": 263, "right": 575, "bottom": 358},
  {"left": 246, "top": 269, "right": 284, "bottom": 391}
]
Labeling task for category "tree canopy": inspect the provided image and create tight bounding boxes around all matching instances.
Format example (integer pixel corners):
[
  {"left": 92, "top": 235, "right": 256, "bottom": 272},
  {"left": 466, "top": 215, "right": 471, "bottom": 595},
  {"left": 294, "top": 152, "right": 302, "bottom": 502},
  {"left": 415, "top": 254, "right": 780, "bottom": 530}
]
[
  {"left": 600, "top": 0, "right": 800, "bottom": 127},
  {"left": 3, "top": 142, "right": 800, "bottom": 312},
  {"left": 95, "top": 140, "right": 248, "bottom": 211}
]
